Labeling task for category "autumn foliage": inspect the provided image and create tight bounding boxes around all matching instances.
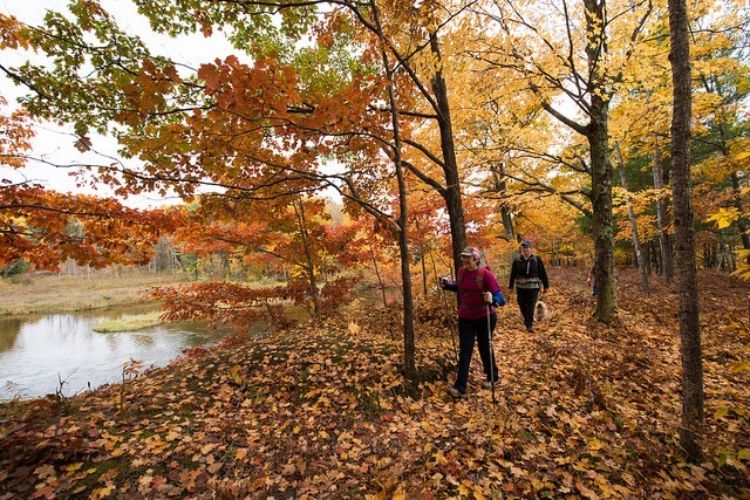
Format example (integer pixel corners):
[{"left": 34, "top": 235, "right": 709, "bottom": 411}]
[{"left": 0, "top": 0, "right": 748, "bottom": 494}]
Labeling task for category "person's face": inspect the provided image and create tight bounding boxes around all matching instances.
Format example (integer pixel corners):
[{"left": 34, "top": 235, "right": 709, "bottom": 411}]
[
  {"left": 521, "top": 246, "right": 532, "bottom": 257},
  {"left": 461, "top": 255, "right": 478, "bottom": 270}
]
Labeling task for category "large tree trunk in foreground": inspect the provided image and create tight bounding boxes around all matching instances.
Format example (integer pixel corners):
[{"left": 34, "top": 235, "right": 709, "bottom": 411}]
[
  {"left": 429, "top": 32, "right": 467, "bottom": 274},
  {"left": 668, "top": 0, "right": 704, "bottom": 462},
  {"left": 589, "top": 116, "right": 617, "bottom": 321},
  {"left": 584, "top": 0, "right": 617, "bottom": 322},
  {"left": 378, "top": 35, "right": 416, "bottom": 376}
]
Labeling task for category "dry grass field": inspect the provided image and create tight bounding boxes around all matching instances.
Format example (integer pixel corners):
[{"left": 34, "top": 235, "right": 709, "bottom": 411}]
[{"left": 0, "top": 270, "right": 192, "bottom": 316}]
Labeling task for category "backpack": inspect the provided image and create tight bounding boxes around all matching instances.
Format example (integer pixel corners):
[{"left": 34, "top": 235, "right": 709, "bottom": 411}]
[
  {"left": 457, "top": 265, "right": 488, "bottom": 292},
  {"left": 456, "top": 266, "right": 506, "bottom": 307},
  {"left": 516, "top": 253, "right": 538, "bottom": 269}
]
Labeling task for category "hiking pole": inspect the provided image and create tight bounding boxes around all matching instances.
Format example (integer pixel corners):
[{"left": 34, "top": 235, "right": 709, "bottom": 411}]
[
  {"left": 439, "top": 282, "right": 459, "bottom": 364},
  {"left": 486, "top": 303, "right": 496, "bottom": 407}
]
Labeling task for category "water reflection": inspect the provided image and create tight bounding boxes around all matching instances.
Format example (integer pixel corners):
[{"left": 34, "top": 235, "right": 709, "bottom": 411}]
[
  {"left": 0, "top": 300, "right": 315, "bottom": 401},
  {"left": 0, "top": 304, "right": 232, "bottom": 400},
  {"left": 132, "top": 333, "right": 156, "bottom": 347},
  {"left": 0, "top": 318, "right": 22, "bottom": 352}
]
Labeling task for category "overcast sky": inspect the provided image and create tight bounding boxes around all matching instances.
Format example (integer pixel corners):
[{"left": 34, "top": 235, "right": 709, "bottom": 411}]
[{"left": 1, "top": 0, "right": 244, "bottom": 208}]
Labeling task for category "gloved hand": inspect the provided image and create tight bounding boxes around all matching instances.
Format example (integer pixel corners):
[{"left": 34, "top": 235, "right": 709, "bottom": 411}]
[{"left": 483, "top": 291, "right": 492, "bottom": 304}]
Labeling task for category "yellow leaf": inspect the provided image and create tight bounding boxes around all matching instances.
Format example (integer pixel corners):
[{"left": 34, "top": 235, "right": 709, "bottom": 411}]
[
  {"left": 392, "top": 483, "right": 406, "bottom": 500},
  {"left": 348, "top": 322, "right": 361, "bottom": 334},
  {"left": 706, "top": 208, "right": 740, "bottom": 229},
  {"left": 714, "top": 406, "right": 729, "bottom": 420},
  {"left": 588, "top": 438, "right": 604, "bottom": 451},
  {"left": 229, "top": 365, "right": 243, "bottom": 385},
  {"left": 65, "top": 462, "right": 83, "bottom": 474},
  {"left": 234, "top": 448, "right": 248, "bottom": 461},
  {"left": 91, "top": 484, "right": 115, "bottom": 499}
]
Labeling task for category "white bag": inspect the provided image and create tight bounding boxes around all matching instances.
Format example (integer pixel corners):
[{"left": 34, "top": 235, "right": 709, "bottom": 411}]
[{"left": 534, "top": 301, "right": 548, "bottom": 322}]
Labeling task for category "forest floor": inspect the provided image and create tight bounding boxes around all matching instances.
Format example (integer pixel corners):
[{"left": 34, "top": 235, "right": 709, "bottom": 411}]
[{"left": 0, "top": 269, "right": 748, "bottom": 498}]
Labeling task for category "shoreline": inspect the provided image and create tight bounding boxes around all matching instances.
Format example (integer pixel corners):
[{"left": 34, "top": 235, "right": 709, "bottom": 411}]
[
  {"left": 0, "top": 298, "right": 160, "bottom": 318},
  {"left": 0, "top": 271, "right": 192, "bottom": 317}
]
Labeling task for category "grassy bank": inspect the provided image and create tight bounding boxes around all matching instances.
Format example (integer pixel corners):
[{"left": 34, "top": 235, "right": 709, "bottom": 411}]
[
  {"left": 0, "top": 270, "right": 747, "bottom": 498},
  {"left": 92, "top": 311, "right": 166, "bottom": 333},
  {"left": 0, "top": 271, "right": 192, "bottom": 316}
]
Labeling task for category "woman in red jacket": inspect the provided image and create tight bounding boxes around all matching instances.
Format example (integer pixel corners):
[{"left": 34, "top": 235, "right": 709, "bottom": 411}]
[{"left": 440, "top": 246, "right": 505, "bottom": 398}]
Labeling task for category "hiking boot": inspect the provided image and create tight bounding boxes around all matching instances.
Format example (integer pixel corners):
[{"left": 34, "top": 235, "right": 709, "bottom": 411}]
[
  {"left": 447, "top": 386, "right": 465, "bottom": 398},
  {"left": 526, "top": 325, "right": 534, "bottom": 333},
  {"left": 481, "top": 379, "right": 499, "bottom": 389}
]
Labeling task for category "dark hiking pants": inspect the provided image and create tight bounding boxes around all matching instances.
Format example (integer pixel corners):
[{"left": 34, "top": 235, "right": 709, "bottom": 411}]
[
  {"left": 516, "top": 288, "right": 540, "bottom": 329},
  {"left": 454, "top": 314, "right": 498, "bottom": 394}
]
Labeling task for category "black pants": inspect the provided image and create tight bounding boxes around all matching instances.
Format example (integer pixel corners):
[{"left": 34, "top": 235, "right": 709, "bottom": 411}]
[
  {"left": 516, "top": 288, "right": 540, "bottom": 328},
  {"left": 454, "top": 314, "right": 498, "bottom": 394}
]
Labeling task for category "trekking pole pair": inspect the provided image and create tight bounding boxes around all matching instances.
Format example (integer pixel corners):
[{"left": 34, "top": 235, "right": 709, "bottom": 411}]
[{"left": 438, "top": 282, "right": 459, "bottom": 364}]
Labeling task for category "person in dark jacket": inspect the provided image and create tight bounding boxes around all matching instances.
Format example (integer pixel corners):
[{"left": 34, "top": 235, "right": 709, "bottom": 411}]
[
  {"left": 440, "top": 246, "right": 505, "bottom": 398},
  {"left": 508, "top": 240, "right": 549, "bottom": 332}
]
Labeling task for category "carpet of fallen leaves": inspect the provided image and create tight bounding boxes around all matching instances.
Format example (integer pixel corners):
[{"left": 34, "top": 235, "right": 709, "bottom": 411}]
[{"left": 1, "top": 269, "right": 748, "bottom": 499}]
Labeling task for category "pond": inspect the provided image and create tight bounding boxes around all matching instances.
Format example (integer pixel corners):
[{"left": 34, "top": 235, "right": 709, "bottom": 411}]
[{"left": 0, "top": 303, "right": 306, "bottom": 401}]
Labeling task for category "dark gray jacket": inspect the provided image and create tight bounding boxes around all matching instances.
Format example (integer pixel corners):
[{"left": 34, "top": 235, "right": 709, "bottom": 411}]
[{"left": 509, "top": 254, "right": 549, "bottom": 290}]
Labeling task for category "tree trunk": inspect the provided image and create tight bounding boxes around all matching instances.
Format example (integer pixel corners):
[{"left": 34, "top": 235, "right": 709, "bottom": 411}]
[
  {"left": 668, "top": 0, "right": 704, "bottom": 461},
  {"left": 429, "top": 32, "right": 467, "bottom": 273},
  {"left": 370, "top": 245, "right": 388, "bottom": 308},
  {"left": 584, "top": 0, "right": 617, "bottom": 322},
  {"left": 414, "top": 218, "right": 429, "bottom": 297},
  {"left": 653, "top": 145, "right": 674, "bottom": 281},
  {"left": 421, "top": 249, "right": 428, "bottom": 297},
  {"left": 493, "top": 162, "right": 515, "bottom": 241},
  {"left": 588, "top": 108, "right": 617, "bottom": 321},
  {"left": 429, "top": 250, "right": 439, "bottom": 295},
  {"left": 615, "top": 145, "right": 649, "bottom": 293},
  {"left": 702, "top": 243, "right": 711, "bottom": 269},
  {"left": 730, "top": 171, "right": 750, "bottom": 262},
  {"left": 293, "top": 196, "right": 321, "bottom": 316},
  {"left": 379, "top": 40, "right": 416, "bottom": 377},
  {"left": 552, "top": 238, "right": 559, "bottom": 268}
]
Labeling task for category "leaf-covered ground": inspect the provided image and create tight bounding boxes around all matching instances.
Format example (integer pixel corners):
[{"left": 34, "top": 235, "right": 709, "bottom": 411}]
[{"left": 1, "top": 269, "right": 748, "bottom": 498}]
